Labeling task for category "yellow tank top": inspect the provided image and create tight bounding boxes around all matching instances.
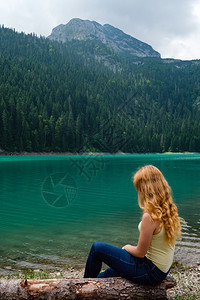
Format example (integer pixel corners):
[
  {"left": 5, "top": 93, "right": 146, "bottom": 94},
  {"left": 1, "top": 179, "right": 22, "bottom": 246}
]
[{"left": 138, "top": 221, "right": 174, "bottom": 273}]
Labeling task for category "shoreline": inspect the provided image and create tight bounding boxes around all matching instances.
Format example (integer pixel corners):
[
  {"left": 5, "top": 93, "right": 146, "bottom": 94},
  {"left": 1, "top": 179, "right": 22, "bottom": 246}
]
[
  {"left": 1, "top": 263, "right": 199, "bottom": 299},
  {"left": 0, "top": 151, "right": 199, "bottom": 156}
]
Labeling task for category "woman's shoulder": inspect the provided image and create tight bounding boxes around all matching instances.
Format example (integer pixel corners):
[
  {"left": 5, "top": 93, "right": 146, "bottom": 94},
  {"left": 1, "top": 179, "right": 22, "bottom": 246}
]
[
  {"left": 142, "top": 212, "right": 152, "bottom": 222},
  {"left": 141, "top": 212, "right": 158, "bottom": 231}
]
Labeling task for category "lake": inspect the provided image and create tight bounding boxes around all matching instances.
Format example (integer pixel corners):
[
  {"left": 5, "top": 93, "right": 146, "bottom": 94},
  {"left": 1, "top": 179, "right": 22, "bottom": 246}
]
[{"left": 0, "top": 154, "right": 200, "bottom": 275}]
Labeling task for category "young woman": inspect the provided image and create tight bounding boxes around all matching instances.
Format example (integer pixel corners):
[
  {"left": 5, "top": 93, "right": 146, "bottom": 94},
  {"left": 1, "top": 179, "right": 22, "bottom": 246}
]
[{"left": 84, "top": 165, "right": 182, "bottom": 285}]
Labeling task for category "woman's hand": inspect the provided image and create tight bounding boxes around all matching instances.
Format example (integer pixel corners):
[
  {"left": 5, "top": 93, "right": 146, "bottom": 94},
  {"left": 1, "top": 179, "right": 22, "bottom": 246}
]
[
  {"left": 122, "top": 244, "right": 139, "bottom": 255},
  {"left": 122, "top": 244, "right": 132, "bottom": 251}
]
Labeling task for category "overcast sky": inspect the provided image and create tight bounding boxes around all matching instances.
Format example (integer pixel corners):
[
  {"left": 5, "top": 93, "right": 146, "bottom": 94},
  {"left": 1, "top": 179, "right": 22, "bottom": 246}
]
[{"left": 1, "top": 0, "right": 200, "bottom": 60}]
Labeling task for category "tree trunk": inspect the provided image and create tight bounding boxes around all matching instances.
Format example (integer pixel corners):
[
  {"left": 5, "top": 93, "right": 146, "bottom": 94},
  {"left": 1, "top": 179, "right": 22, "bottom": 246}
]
[{"left": 0, "top": 276, "right": 176, "bottom": 299}]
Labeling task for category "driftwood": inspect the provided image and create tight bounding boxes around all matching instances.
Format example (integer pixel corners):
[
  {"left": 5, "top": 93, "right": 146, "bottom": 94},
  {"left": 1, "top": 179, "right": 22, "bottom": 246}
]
[{"left": 0, "top": 276, "right": 176, "bottom": 299}]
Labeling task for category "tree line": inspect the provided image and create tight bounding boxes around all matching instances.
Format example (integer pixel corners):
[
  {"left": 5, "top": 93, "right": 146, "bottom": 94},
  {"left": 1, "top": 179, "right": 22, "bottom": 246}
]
[{"left": 0, "top": 26, "right": 200, "bottom": 153}]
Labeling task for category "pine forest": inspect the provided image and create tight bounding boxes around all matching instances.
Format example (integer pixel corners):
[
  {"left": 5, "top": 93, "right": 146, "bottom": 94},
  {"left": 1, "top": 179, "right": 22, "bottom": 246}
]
[{"left": 0, "top": 26, "right": 200, "bottom": 153}]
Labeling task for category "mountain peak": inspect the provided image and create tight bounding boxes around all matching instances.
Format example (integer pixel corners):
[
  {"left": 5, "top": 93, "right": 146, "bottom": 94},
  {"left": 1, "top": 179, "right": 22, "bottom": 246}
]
[{"left": 48, "top": 18, "right": 160, "bottom": 58}]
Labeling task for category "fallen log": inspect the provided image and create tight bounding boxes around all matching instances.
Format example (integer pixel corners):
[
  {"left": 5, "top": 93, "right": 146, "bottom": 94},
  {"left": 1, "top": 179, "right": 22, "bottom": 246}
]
[{"left": 0, "top": 276, "right": 176, "bottom": 299}]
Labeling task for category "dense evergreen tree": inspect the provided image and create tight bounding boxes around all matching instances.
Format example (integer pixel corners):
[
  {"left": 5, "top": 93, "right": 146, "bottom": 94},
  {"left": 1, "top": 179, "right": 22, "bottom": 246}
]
[{"left": 0, "top": 26, "right": 200, "bottom": 153}]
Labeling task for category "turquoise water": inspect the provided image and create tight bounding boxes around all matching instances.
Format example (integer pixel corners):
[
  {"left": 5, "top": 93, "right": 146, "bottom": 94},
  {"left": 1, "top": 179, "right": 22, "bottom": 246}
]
[{"left": 0, "top": 154, "right": 200, "bottom": 274}]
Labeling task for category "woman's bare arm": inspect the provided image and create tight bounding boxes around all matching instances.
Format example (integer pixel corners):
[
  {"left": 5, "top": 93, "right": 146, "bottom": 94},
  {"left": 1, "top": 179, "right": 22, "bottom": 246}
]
[{"left": 122, "top": 212, "right": 156, "bottom": 257}]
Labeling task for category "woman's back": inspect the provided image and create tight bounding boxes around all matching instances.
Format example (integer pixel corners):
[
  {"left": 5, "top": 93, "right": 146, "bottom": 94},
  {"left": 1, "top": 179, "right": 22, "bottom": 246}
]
[{"left": 138, "top": 221, "right": 174, "bottom": 272}]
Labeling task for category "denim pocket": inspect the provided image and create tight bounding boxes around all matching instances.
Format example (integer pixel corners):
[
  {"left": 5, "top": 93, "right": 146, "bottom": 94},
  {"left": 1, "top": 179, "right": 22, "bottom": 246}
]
[
  {"left": 147, "top": 265, "right": 168, "bottom": 285},
  {"left": 142, "top": 259, "right": 168, "bottom": 285}
]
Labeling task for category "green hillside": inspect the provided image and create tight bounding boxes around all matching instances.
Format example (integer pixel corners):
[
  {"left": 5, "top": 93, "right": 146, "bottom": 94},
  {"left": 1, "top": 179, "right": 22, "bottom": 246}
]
[{"left": 0, "top": 26, "right": 200, "bottom": 153}]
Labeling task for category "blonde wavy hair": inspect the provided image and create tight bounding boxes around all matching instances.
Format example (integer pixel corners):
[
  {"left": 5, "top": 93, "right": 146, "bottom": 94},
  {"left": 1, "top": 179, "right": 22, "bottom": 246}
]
[{"left": 133, "top": 165, "right": 182, "bottom": 245}]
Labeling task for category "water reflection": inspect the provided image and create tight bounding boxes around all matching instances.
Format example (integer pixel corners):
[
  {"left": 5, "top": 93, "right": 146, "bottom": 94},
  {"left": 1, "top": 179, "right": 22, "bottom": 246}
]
[{"left": 0, "top": 154, "right": 200, "bottom": 274}]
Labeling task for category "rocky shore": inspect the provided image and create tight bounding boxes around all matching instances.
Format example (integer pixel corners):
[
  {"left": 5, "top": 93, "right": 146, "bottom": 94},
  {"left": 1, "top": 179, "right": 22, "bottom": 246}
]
[
  {"left": 51, "top": 264, "right": 200, "bottom": 299},
  {"left": 167, "top": 264, "right": 200, "bottom": 299},
  {"left": 1, "top": 262, "right": 199, "bottom": 299}
]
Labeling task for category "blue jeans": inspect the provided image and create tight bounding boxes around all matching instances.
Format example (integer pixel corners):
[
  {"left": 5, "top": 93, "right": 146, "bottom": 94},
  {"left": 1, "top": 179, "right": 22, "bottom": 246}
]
[{"left": 84, "top": 242, "right": 169, "bottom": 285}]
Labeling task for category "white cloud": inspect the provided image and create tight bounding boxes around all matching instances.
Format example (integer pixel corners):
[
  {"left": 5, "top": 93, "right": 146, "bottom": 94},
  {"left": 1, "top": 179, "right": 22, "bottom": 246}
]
[{"left": 0, "top": 0, "right": 200, "bottom": 59}]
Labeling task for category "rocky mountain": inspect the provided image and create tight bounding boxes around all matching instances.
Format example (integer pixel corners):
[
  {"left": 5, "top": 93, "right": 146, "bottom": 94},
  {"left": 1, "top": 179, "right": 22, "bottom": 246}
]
[
  {"left": 48, "top": 18, "right": 160, "bottom": 58},
  {"left": 0, "top": 26, "right": 200, "bottom": 153}
]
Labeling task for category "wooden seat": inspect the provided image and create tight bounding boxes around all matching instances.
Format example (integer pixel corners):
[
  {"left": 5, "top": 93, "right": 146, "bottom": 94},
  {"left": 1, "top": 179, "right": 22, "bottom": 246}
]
[{"left": 0, "top": 275, "right": 176, "bottom": 299}]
